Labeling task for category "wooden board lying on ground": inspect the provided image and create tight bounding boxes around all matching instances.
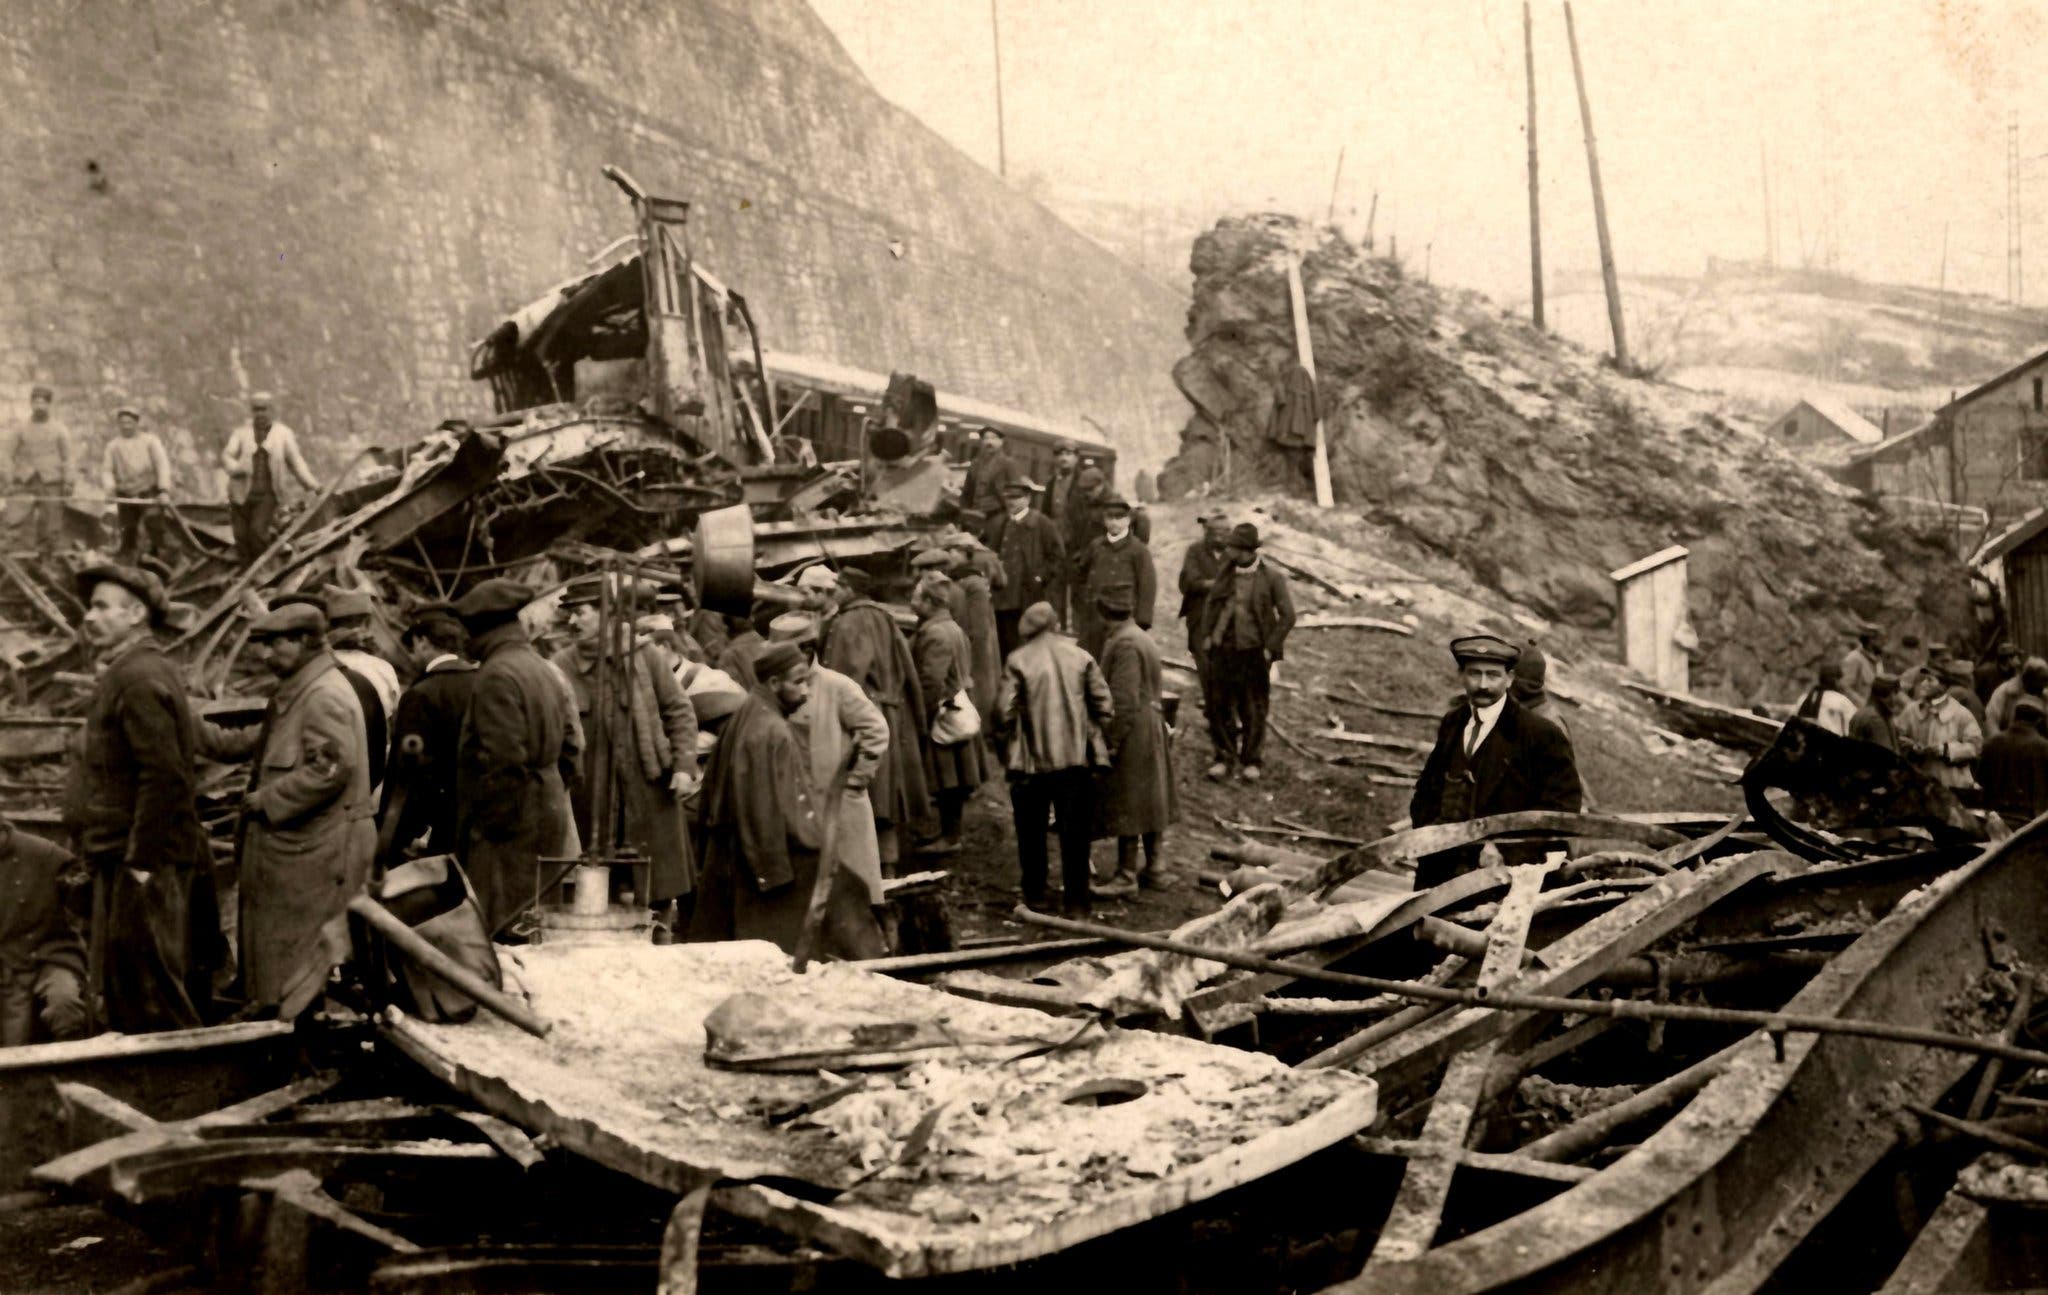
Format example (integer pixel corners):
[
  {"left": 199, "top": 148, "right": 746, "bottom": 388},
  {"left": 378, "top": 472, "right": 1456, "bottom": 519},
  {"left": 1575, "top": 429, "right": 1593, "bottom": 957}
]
[{"left": 385, "top": 942, "right": 1378, "bottom": 1278}]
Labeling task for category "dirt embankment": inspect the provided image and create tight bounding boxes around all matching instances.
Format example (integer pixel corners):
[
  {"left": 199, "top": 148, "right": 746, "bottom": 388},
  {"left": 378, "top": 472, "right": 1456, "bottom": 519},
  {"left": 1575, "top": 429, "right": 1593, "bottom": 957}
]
[{"left": 1157, "top": 215, "right": 1973, "bottom": 702}]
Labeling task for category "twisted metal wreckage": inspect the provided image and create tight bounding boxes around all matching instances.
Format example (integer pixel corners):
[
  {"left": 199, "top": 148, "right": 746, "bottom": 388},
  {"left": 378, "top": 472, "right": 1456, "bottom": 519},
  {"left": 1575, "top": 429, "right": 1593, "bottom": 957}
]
[{"left": 5, "top": 177, "right": 2048, "bottom": 1293}]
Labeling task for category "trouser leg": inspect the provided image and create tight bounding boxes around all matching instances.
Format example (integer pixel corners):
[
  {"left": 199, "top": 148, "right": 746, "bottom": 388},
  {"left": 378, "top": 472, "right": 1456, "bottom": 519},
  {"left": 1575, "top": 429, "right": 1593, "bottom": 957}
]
[
  {"left": 995, "top": 611, "right": 1022, "bottom": 662},
  {"left": 1008, "top": 775, "right": 1051, "bottom": 903},
  {"left": 1206, "top": 659, "right": 1238, "bottom": 765},
  {"left": 1240, "top": 656, "right": 1272, "bottom": 765},
  {"left": 1053, "top": 768, "right": 1095, "bottom": 910},
  {"left": 938, "top": 788, "right": 966, "bottom": 838},
  {"left": 116, "top": 502, "right": 141, "bottom": 560}
]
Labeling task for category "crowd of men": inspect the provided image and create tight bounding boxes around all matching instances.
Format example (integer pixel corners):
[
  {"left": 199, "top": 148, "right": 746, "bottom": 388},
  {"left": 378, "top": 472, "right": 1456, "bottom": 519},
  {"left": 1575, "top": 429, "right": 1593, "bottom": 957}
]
[
  {"left": 9, "top": 386, "right": 318, "bottom": 565},
  {"left": 1800, "top": 624, "right": 2048, "bottom": 829}
]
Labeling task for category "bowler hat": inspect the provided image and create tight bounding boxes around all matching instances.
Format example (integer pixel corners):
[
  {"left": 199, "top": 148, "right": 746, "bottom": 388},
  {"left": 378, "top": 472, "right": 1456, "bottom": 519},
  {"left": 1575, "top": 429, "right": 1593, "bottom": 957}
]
[
  {"left": 76, "top": 562, "right": 168, "bottom": 626},
  {"left": 1450, "top": 632, "right": 1521, "bottom": 668},
  {"left": 1228, "top": 522, "right": 1261, "bottom": 550}
]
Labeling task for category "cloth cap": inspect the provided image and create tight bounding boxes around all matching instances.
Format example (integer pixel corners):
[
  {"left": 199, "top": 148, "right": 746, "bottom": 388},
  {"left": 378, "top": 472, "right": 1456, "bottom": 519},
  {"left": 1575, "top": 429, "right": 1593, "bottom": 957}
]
[
  {"left": 654, "top": 590, "right": 682, "bottom": 606},
  {"left": 1900, "top": 633, "right": 1922, "bottom": 648},
  {"left": 1942, "top": 658, "right": 1975, "bottom": 685},
  {"left": 76, "top": 562, "right": 168, "bottom": 624},
  {"left": 250, "top": 602, "right": 326, "bottom": 636},
  {"left": 558, "top": 577, "right": 601, "bottom": 608},
  {"left": 250, "top": 391, "right": 275, "bottom": 407},
  {"left": 999, "top": 479, "right": 1033, "bottom": 498},
  {"left": 636, "top": 613, "right": 675, "bottom": 634},
  {"left": 454, "top": 578, "right": 535, "bottom": 627},
  {"left": 1869, "top": 673, "right": 1901, "bottom": 698},
  {"left": 1096, "top": 587, "right": 1134, "bottom": 615},
  {"left": 1076, "top": 465, "right": 1106, "bottom": 489},
  {"left": 1512, "top": 641, "right": 1548, "bottom": 689},
  {"left": 1055, "top": 443, "right": 1079, "bottom": 457},
  {"left": 1855, "top": 620, "right": 1883, "bottom": 639},
  {"left": 323, "top": 588, "right": 375, "bottom": 621},
  {"left": 1228, "top": 522, "right": 1261, "bottom": 550},
  {"left": 1451, "top": 633, "right": 1521, "bottom": 668},
  {"left": 408, "top": 600, "right": 463, "bottom": 633},
  {"left": 1018, "top": 601, "right": 1058, "bottom": 639},
  {"left": 1100, "top": 493, "right": 1132, "bottom": 516},
  {"left": 2016, "top": 696, "right": 2046, "bottom": 720},
  {"left": 29, "top": 385, "right": 51, "bottom": 400},
  {"left": 755, "top": 641, "right": 805, "bottom": 681},
  {"left": 795, "top": 565, "right": 840, "bottom": 592},
  {"left": 910, "top": 548, "right": 952, "bottom": 570},
  {"left": 114, "top": 405, "right": 141, "bottom": 421},
  {"left": 768, "top": 612, "right": 820, "bottom": 643},
  {"left": 836, "top": 566, "right": 875, "bottom": 594}
]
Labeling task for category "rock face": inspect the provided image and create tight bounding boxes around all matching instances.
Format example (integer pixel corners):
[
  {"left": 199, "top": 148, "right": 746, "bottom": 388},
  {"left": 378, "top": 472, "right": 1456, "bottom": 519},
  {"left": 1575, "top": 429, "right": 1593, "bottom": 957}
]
[{"left": 1160, "top": 215, "right": 1971, "bottom": 700}]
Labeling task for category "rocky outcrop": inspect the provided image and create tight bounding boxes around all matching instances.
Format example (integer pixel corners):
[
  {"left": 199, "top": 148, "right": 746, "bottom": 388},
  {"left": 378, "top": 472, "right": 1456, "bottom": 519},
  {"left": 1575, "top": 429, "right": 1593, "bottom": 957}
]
[{"left": 1160, "top": 215, "right": 1971, "bottom": 700}]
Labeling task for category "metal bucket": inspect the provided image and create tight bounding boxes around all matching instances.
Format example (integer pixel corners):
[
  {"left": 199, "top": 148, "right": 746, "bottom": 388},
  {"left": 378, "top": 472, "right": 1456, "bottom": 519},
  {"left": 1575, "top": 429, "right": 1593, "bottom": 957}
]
[{"left": 692, "top": 504, "right": 756, "bottom": 615}]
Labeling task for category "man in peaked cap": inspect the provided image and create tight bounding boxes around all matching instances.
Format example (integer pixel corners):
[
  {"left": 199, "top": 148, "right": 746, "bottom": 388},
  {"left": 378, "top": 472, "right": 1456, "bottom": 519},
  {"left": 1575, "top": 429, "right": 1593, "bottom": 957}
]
[
  {"left": 453, "top": 578, "right": 574, "bottom": 933},
  {"left": 60, "top": 561, "right": 220, "bottom": 1032},
  {"left": 102, "top": 405, "right": 175, "bottom": 564},
  {"left": 1072, "top": 491, "right": 1157, "bottom": 662},
  {"left": 1192, "top": 522, "right": 1295, "bottom": 783},
  {"left": 1409, "top": 631, "right": 1582, "bottom": 889},
  {"left": 380, "top": 601, "right": 478, "bottom": 866},
  {"left": 16, "top": 383, "right": 76, "bottom": 551},
  {"left": 223, "top": 391, "right": 318, "bottom": 566},
  {"left": 986, "top": 477, "right": 1065, "bottom": 657}
]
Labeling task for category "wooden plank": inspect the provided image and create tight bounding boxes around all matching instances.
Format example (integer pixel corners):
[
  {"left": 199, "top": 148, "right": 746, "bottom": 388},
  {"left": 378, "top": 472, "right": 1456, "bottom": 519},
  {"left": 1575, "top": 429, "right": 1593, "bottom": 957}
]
[
  {"left": 1295, "top": 614, "right": 1415, "bottom": 635},
  {"left": 1296, "top": 812, "right": 1690, "bottom": 899},
  {"left": 1340, "top": 852, "right": 1781, "bottom": 1098},
  {"left": 106, "top": 1137, "right": 502, "bottom": 1205},
  {"left": 243, "top": 1169, "right": 421, "bottom": 1254},
  {"left": 32, "top": 1072, "right": 341, "bottom": 1188},
  {"left": 1367, "top": 863, "right": 1554, "bottom": 1266}
]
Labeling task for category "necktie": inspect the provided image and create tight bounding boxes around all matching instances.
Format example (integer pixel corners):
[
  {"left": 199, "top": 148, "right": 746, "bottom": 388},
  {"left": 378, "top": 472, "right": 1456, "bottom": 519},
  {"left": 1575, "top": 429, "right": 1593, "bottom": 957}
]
[{"left": 1465, "top": 715, "right": 1483, "bottom": 759}]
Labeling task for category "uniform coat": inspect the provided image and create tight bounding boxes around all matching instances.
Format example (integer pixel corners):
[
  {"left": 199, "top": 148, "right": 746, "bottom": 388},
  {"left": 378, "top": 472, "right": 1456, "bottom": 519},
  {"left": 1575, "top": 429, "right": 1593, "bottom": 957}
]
[
  {"left": 551, "top": 636, "right": 699, "bottom": 902},
  {"left": 1980, "top": 718, "right": 2048, "bottom": 828},
  {"left": 381, "top": 656, "right": 477, "bottom": 862},
  {"left": 239, "top": 653, "right": 376, "bottom": 1011},
  {"left": 913, "top": 608, "right": 991, "bottom": 794},
  {"left": 688, "top": 688, "right": 882, "bottom": 958},
  {"left": 457, "top": 621, "right": 572, "bottom": 934},
  {"left": 1410, "top": 697, "right": 1581, "bottom": 887},
  {"left": 790, "top": 665, "right": 888, "bottom": 905},
  {"left": 822, "top": 599, "right": 933, "bottom": 830},
  {"left": 62, "top": 632, "right": 219, "bottom": 1031},
  {"left": 1096, "top": 620, "right": 1175, "bottom": 839},
  {"left": 1073, "top": 533, "right": 1158, "bottom": 659},
  {"left": 1848, "top": 701, "right": 1900, "bottom": 751}
]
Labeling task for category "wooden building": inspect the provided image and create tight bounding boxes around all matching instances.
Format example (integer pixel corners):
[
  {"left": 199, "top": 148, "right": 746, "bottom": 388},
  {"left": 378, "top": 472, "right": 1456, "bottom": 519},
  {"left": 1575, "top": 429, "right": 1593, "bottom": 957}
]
[
  {"left": 1763, "top": 395, "right": 1883, "bottom": 456},
  {"left": 1840, "top": 347, "right": 2048, "bottom": 527},
  {"left": 1610, "top": 545, "right": 1694, "bottom": 693},
  {"left": 1973, "top": 507, "right": 2048, "bottom": 659}
]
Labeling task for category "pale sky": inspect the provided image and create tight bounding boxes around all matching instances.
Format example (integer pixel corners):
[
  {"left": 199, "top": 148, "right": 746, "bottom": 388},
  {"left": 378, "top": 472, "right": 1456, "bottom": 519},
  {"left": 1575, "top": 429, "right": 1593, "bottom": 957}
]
[{"left": 810, "top": 0, "right": 2048, "bottom": 304}]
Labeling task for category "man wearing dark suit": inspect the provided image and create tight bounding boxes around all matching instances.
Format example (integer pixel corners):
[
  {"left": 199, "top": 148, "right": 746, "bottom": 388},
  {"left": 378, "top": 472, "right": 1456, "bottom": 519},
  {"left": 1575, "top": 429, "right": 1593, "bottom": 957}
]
[
  {"left": 379, "top": 602, "right": 478, "bottom": 866},
  {"left": 1409, "top": 633, "right": 1582, "bottom": 890},
  {"left": 985, "top": 480, "right": 1065, "bottom": 659}
]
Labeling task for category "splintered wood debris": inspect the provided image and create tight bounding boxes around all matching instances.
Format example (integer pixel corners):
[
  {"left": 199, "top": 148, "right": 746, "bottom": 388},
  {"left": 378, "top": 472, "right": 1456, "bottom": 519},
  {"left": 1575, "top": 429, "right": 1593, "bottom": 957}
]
[{"left": 386, "top": 941, "right": 1377, "bottom": 1276}]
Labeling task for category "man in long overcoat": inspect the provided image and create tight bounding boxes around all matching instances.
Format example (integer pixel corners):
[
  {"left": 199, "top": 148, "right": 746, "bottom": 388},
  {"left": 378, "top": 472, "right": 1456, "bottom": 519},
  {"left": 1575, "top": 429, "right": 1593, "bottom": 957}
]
[
  {"left": 821, "top": 567, "right": 931, "bottom": 868},
  {"left": 1981, "top": 696, "right": 2048, "bottom": 830},
  {"left": 551, "top": 580, "right": 699, "bottom": 910},
  {"left": 63, "top": 562, "right": 220, "bottom": 1031},
  {"left": 910, "top": 575, "right": 990, "bottom": 854},
  {"left": 380, "top": 602, "right": 476, "bottom": 866},
  {"left": 1072, "top": 493, "right": 1158, "bottom": 660},
  {"left": 1409, "top": 633, "right": 1582, "bottom": 890},
  {"left": 454, "top": 580, "right": 573, "bottom": 935},
  {"left": 772, "top": 613, "right": 889, "bottom": 919},
  {"left": 688, "top": 643, "right": 884, "bottom": 958},
  {"left": 986, "top": 480, "right": 1065, "bottom": 657},
  {"left": 235, "top": 603, "right": 376, "bottom": 1015},
  {"left": 1093, "top": 590, "right": 1175, "bottom": 895}
]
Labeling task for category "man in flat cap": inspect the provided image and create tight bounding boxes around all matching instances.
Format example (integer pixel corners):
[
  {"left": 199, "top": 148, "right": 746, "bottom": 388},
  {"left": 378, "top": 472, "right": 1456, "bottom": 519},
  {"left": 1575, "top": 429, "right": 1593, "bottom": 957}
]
[
  {"left": 60, "top": 561, "right": 219, "bottom": 1032},
  {"left": 690, "top": 640, "right": 884, "bottom": 958},
  {"left": 232, "top": 601, "right": 376, "bottom": 1015},
  {"left": 986, "top": 478, "right": 1065, "bottom": 658},
  {"left": 102, "top": 406, "right": 175, "bottom": 563},
  {"left": 910, "top": 573, "right": 990, "bottom": 856},
  {"left": 1072, "top": 491, "right": 1157, "bottom": 661},
  {"left": 773, "top": 611, "right": 889, "bottom": 924},
  {"left": 222, "top": 392, "right": 317, "bottom": 566},
  {"left": 1409, "top": 632, "right": 1582, "bottom": 889},
  {"left": 550, "top": 573, "right": 699, "bottom": 916},
  {"left": 1840, "top": 623, "right": 1885, "bottom": 708},
  {"left": 14, "top": 384, "right": 76, "bottom": 551},
  {"left": 1044, "top": 444, "right": 1081, "bottom": 537},
  {"left": 1093, "top": 586, "right": 1176, "bottom": 896},
  {"left": 271, "top": 592, "right": 389, "bottom": 794},
  {"left": 996, "top": 601, "right": 1114, "bottom": 913},
  {"left": 379, "top": 602, "right": 477, "bottom": 867},
  {"left": 326, "top": 588, "right": 400, "bottom": 769},
  {"left": 453, "top": 579, "right": 573, "bottom": 934},
  {"left": 961, "top": 426, "right": 1022, "bottom": 537},
  {"left": 1178, "top": 513, "right": 1234, "bottom": 699},
  {"left": 820, "top": 565, "right": 931, "bottom": 869},
  {"left": 1979, "top": 695, "right": 2048, "bottom": 830},
  {"left": 945, "top": 532, "right": 1004, "bottom": 724},
  {"left": 1193, "top": 522, "right": 1295, "bottom": 783},
  {"left": 1848, "top": 673, "right": 1906, "bottom": 751}
]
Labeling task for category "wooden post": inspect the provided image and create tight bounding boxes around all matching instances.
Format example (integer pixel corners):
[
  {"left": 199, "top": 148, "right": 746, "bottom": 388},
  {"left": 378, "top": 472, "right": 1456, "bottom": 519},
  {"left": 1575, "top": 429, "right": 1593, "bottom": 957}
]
[
  {"left": 1565, "top": 1, "right": 1629, "bottom": 371},
  {"left": 1286, "top": 257, "right": 1336, "bottom": 507},
  {"left": 1760, "top": 141, "right": 1775, "bottom": 268},
  {"left": 990, "top": 0, "right": 1007, "bottom": 179},
  {"left": 1364, "top": 192, "right": 1378, "bottom": 251},
  {"left": 1524, "top": 2, "right": 1545, "bottom": 330},
  {"left": 1327, "top": 145, "right": 1346, "bottom": 225}
]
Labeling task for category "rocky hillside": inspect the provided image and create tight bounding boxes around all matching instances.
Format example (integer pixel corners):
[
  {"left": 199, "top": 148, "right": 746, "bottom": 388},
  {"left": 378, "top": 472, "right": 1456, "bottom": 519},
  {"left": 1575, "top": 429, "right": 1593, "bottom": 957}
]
[{"left": 1158, "top": 215, "right": 1972, "bottom": 701}]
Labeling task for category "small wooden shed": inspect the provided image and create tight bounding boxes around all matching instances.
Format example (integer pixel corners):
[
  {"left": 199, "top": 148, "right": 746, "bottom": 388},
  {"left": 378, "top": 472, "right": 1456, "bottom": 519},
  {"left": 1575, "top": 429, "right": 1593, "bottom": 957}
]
[
  {"left": 1973, "top": 506, "right": 2048, "bottom": 659},
  {"left": 1610, "top": 545, "right": 1694, "bottom": 692}
]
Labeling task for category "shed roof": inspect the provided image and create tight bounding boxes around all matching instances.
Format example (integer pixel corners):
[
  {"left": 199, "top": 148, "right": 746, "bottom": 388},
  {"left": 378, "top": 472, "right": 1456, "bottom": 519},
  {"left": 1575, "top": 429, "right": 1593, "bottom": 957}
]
[
  {"left": 1609, "top": 545, "right": 1689, "bottom": 584},
  {"left": 1971, "top": 504, "right": 2048, "bottom": 566},
  {"left": 1785, "top": 395, "right": 1883, "bottom": 445},
  {"left": 1939, "top": 344, "right": 2048, "bottom": 415}
]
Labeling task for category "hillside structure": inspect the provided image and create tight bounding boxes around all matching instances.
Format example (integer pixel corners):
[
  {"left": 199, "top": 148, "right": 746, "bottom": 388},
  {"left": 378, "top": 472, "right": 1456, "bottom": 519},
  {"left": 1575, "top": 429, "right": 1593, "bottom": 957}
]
[
  {"left": 1762, "top": 395, "right": 1883, "bottom": 454},
  {"left": 1841, "top": 345, "right": 2048, "bottom": 527}
]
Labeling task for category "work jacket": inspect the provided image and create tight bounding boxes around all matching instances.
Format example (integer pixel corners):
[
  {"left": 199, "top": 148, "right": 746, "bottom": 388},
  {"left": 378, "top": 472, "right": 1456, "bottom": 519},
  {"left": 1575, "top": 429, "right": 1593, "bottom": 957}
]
[
  {"left": 62, "top": 633, "right": 208, "bottom": 873},
  {"left": 995, "top": 630, "right": 1113, "bottom": 776},
  {"left": 986, "top": 508, "right": 1065, "bottom": 613},
  {"left": 223, "top": 421, "right": 317, "bottom": 504},
  {"left": 1196, "top": 558, "right": 1297, "bottom": 659},
  {"left": 1178, "top": 539, "right": 1229, "bottom": 623}
]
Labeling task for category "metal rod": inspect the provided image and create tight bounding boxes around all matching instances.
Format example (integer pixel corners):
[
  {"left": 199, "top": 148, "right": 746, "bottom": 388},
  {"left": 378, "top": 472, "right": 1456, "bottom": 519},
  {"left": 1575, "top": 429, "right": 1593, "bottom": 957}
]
[
  {"left": 1010, "top": 906, "right": 2048, "bottom": 1072},
  {"left": 349, "top": 896, "right": 550, "bottom": 1039}
]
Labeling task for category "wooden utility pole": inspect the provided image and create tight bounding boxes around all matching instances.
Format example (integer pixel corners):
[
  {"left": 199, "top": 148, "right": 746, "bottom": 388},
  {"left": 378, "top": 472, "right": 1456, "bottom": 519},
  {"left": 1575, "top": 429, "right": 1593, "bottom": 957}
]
[
  {"left": 1524, "top": 2, "right": 1545, "bottom": 329},
  {"left": 1286, "top": 257, "right": 1336, "bottom": 508},
  {"left": 1364, "top": 192, "right": 1379, "bottom": 251},
  {"left": 1564, "top": 1, "right": 1629, "bottom": 371},
  {"left": 991, "top": 0, "right": 1008, "bottom": 179},
  {"left": 1938, "top": 221, "right": 1949, "bottom": 327},
  {"left": 1327, "top": 145, "right": 1346, "bottom": 225}
]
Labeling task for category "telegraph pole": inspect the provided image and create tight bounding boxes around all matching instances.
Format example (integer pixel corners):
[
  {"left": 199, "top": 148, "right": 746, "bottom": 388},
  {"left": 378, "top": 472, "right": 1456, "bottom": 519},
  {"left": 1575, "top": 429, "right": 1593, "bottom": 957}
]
[
  {"left": 1524, "top": 2, "right": 1545, "bottom": 329},
  {"left": 991, "top": 0, "right": 1008, "bottom": 178},
  {"left": 1760, "top": 142, "right": 1775, "bottom": 268},
  {"left": 1565, "top": 1, "right": 1629, "bottom": 371},
  {"left": 1327, "top": 145, "right": 1346, "bottom": 225}
]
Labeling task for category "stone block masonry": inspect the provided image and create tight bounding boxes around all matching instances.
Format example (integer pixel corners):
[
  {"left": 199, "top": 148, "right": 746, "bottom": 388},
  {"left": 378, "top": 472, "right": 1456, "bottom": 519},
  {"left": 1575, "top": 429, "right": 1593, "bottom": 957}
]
[{"left": 0, "top": 0, "right": 1185, "bottom": 492}]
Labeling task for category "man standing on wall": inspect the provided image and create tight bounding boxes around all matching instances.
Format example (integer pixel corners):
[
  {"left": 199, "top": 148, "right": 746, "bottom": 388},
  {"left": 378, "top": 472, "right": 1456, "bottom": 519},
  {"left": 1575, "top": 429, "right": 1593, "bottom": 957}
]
[
  {"left": 102, "top": 406, "right": 174, "bottom": 564},
  {"left": 223, "top": 393, "right": 318, "bottom": 566},
  {"left": 14, "top": 384, "right": 74, "bottom": 551}
]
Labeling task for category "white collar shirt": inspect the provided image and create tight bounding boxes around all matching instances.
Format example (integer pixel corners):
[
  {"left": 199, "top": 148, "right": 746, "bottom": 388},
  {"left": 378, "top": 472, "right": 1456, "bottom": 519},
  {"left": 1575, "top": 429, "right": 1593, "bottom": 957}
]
[{"left": 1464, "top": 695, "right": 1508, "bottom": 758}]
